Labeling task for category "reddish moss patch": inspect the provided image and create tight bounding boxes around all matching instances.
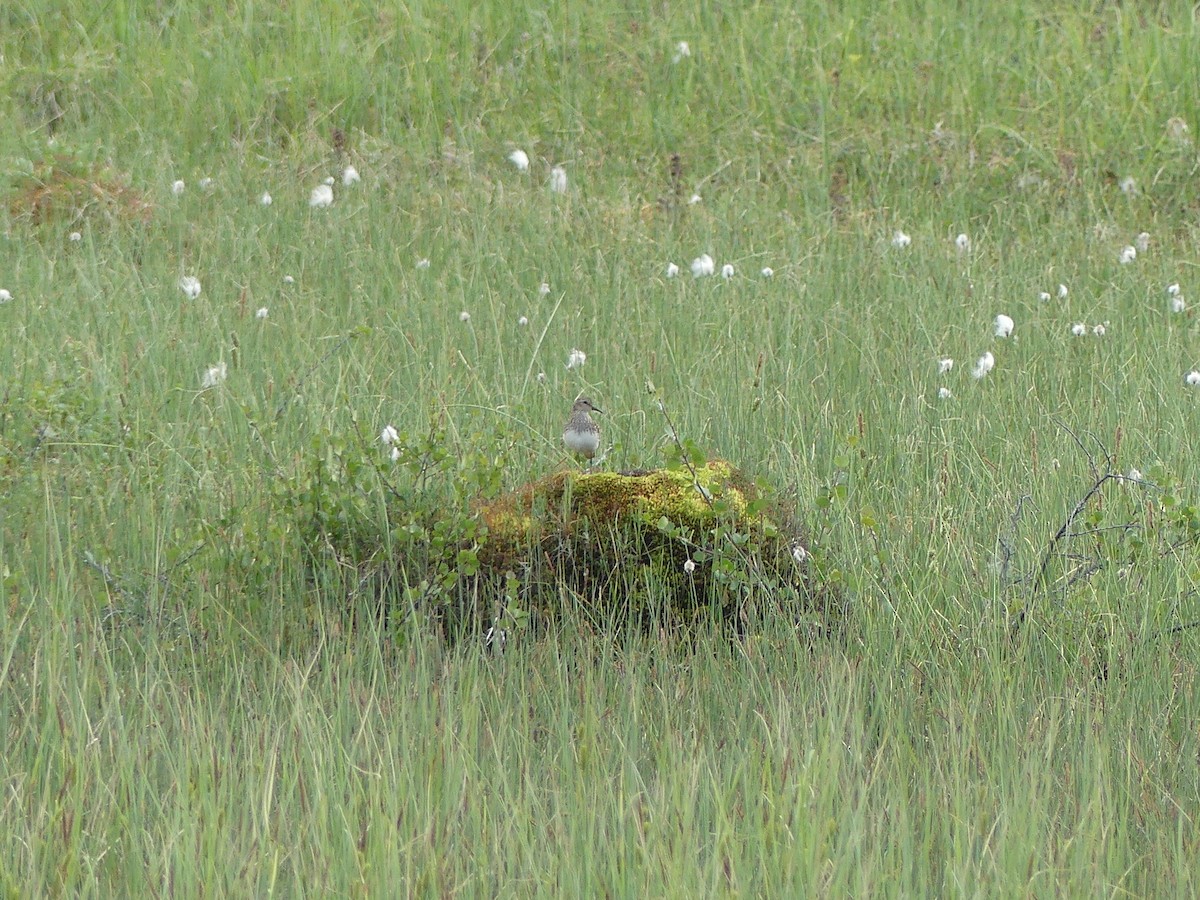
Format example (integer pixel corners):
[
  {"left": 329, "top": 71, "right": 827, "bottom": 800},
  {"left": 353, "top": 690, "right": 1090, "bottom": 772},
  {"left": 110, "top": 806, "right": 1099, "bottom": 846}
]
[{"left": 8, "top": 153, "right": 153, "bottom": 229}]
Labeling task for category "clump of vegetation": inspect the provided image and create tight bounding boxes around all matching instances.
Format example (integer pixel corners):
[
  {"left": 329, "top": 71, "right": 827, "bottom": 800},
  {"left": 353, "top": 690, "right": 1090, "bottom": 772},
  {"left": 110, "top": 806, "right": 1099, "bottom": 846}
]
[
  {"left": 0, "top": 365, "right": 127, "bottom": 484},
  {"left": 996, "top": 431, "right": 1200, "bottom": 674},
  {"left": 472, "top": 458, "right": 831, "bottom": 636},
  {"left": 275, "top": 419, "right": 835, "bottom": 643}
]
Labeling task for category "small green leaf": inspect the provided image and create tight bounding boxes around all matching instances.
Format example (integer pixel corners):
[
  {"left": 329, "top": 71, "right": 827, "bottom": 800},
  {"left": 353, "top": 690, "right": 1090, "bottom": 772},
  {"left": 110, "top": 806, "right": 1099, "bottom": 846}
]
[{"left": 456, "top": 548, "right": 479, "bottom": 576}]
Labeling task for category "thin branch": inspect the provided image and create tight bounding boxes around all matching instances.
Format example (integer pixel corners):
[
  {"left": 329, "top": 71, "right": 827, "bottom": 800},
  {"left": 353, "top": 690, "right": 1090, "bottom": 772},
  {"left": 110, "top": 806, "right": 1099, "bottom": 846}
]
[
  {"left": 1053, "top": 418, "right": 1110, "bottom": 481},
  {"left": 1031, "top": 472, "right": 1118, "bottom": 596},
  {"left": 996, "top": 493, "right": 1031, "bottom": 585}
]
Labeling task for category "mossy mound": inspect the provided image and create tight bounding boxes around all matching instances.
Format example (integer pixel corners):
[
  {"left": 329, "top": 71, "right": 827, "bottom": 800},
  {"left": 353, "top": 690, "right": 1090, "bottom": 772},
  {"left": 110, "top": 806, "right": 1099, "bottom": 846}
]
[
  {"left": 284, "top": 436, "right": 840, "bottom": 643},
  {"left": 478, "top": 460, "right": 752, "bottom": 563},
  {"left": 448, "top": 460, "right": 837, "bottom": 639}
]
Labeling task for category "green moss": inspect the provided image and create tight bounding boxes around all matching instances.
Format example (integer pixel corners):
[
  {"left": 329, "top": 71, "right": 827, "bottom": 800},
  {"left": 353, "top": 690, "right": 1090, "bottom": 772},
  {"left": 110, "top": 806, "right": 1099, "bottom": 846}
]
[
  {"left": 576, "top": 462, "right": 748, "bottom": 527},
  {"left": 478, "top": 460, "right": 767, "bottom": 566},
  {"left": 454, "top": 460, "right": 833, "bottom": 637}
]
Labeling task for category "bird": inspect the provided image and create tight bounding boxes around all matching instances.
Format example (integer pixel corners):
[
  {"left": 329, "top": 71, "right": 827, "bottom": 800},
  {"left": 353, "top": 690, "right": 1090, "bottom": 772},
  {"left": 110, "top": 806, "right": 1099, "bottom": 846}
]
[{"left": 562, "top": 397, "right": 602, "bottom": 461}]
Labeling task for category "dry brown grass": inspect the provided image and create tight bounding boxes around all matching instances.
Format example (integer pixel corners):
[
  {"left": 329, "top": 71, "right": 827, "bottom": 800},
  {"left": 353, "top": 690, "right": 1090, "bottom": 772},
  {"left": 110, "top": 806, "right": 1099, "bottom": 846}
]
[{"left": 7, "top": 153, "right": 153, "bottom": 229}]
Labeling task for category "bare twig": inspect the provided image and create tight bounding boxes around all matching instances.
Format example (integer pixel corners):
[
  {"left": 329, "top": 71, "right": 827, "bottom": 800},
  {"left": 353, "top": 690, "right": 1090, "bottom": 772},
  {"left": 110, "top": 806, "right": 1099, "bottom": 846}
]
[
  {"left": 1055, "top": 418, "right": 1118, "bottom": 481},
  {"left": 995, "top": 494, "right": 1031, "bottom": 585},
  {"left": 1031, "top": 472, "right": 1118, "bottom": 597},
  {"left": 1012, "top": 422, "right": 1169, "bottom": 636}
]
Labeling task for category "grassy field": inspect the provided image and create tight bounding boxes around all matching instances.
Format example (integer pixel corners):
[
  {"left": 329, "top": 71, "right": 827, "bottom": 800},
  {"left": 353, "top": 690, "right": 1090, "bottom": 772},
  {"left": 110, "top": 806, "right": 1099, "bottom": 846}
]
[{"left": 3, "top": 0, "right": 1200, "bottom": 895}]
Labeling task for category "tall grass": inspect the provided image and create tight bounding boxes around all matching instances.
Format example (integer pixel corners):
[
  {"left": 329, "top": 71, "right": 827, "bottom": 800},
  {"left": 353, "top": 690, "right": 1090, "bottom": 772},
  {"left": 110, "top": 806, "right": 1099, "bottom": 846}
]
[{"left": 2, "top": 0, "right": 1199, "bottom": 894}]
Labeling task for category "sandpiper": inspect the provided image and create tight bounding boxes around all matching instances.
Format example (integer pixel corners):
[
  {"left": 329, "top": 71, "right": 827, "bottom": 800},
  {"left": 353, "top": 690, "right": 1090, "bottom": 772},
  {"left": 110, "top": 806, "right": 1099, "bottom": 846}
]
[{"left": 562, "top": 397, "right": 602, "bottom": 461}]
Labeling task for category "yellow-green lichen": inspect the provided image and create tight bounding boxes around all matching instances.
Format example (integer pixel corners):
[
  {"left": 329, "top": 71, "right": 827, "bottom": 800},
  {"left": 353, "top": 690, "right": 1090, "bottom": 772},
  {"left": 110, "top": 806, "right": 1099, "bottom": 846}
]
[
  {"left": 569, "top": 461, "right": 751, "bottom": 529},
  {"left": 476, "top": 460, "right": 773, "bottom": 569}
]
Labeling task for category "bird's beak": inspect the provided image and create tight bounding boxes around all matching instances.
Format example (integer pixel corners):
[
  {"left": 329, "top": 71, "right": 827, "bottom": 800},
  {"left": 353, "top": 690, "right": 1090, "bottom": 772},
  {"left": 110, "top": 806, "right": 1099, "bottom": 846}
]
[{"left": 591, "top": 405, "right": 603, "bottom": 414}]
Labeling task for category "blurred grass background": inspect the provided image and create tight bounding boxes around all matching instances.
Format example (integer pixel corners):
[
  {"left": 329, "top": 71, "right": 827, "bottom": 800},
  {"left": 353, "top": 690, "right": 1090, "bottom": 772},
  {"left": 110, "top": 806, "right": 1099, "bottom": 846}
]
[{"left": 2, "top": 0, "right": 1199, "bottom": 894}]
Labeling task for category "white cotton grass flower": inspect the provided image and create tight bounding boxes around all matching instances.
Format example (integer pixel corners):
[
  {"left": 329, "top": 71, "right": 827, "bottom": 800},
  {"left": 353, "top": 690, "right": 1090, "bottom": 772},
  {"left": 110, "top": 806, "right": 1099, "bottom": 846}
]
[
  {"left": 1136, "top": 232, "right": 1151, "bottom": 253},
  {"left": 1127, "top": 467, "right": 1143, "bottom": 482},
  {"left": 459, "top": 310, "right": 470, "bottom": 322},
  {"left": 0, "top": 289, "right": 12, "bottom": 303},
  {"left": 690, "top": 254, "right": 715, "bottom": 278},
  {"left": 972, "top": 351, "right": 995, "bottom": 379},
  {"left": 309, "top": 184, "right": 334, "bottom": 208},
  {"left": 761, "top": 267, "right": 774, "bottom": 278},
  {"left": 938, "top": 358, "right": 954, "bottom": 374},
  {"left": 171, "top": 180, "right": 185, "bottom": 196},
  {"left": 1038, "top": 291, "right": 1052, "bottom": 302},
  {"left": 68, "top": 231, "right": 81, "bottom": 242},
  {"left": 721, "top": 263, "right": 735, "bottom": 279},
  {"left": 1093, "top": 322, "right": 1107, "bottom": 337},
  {"left": 892, "top": 230, "right": 912, "bottom": 249},
  {"left": 955, "top": 233, "right": 971, "bottom": 253},
  {"left": 201, "top": 362, "right": 227, "bottom": 389},
  {"left": 672, "top": 41, "right": 691, "bottom": 63},
  {"left": 416, "top": 258, "right": 431, "bottom": 270},
  {"left": 566, "top": 348, "right": 587, "bottom": 370},
  {"left": 260, "top": 191, "right": 272, "bottom": 206},
  {"left": 683, "top": 558, "right": 696, "bottom": 574},
  {"left": 1071, "top": 322, "right": 1087, "bottom": 336},
  {"left": 1172, "top": 296, "right": 1187, "bottom": 314},
  {"left": 688, "top": 193, "right": 702, "bottom": 205},
  {"left": 666, "top": 262, "right": 680, "bottom": 278},
  {"left": 537, "top": 372, "right": 547, "bottom": 384},
  {"left": 1187, "top": 371, "right": 1200, "bottom": 387},
  {"left": 549, "top": 166, "right": 568, "bottom": 194},
  {"left": 380, "top": 425, "right": 399, "bottom": 445},
  {"left": 938, "top": 386, "right": 953, "bottom": 400},
  {"left": 507, "top": 149, "right": 530, "bottom": 172},
  {"left": 255, "top": 307, "right": 269, "bottom": 319},
  {"left": 1168, "top": 282, "right": 1182, "bottom": 296},
  {"left": 1058, "top": 284, "right": 1069, "bottom": 299},
  {"left": 342, "top": 165, "right": 361, "bottom": 186},
  {"left": 178, "top": 276, "right": 202, "bottom": 299},
  {"left": 283, "top": 275, "right": 295, "bottom": 285},
  {"left": 1119, "top": 245, "right": 1137, "bottom": 265},
  {"left": 539, "top": 282, "right": 551, "bottom": 296},
  {"left": 323, "top": 176, "right": 335, "bottom": 186},
  {"left": 390, "top": 445, "right": 402, "bottom": 461},
  {"left": 993, "top": 314, "right": 1014, "bottom": 338},
  {"left": 518, "top": 315, "right": 529, "bottom": 327},
  {"left": 1119, "top": 176, "right": 1137, "bottom": 195}
]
